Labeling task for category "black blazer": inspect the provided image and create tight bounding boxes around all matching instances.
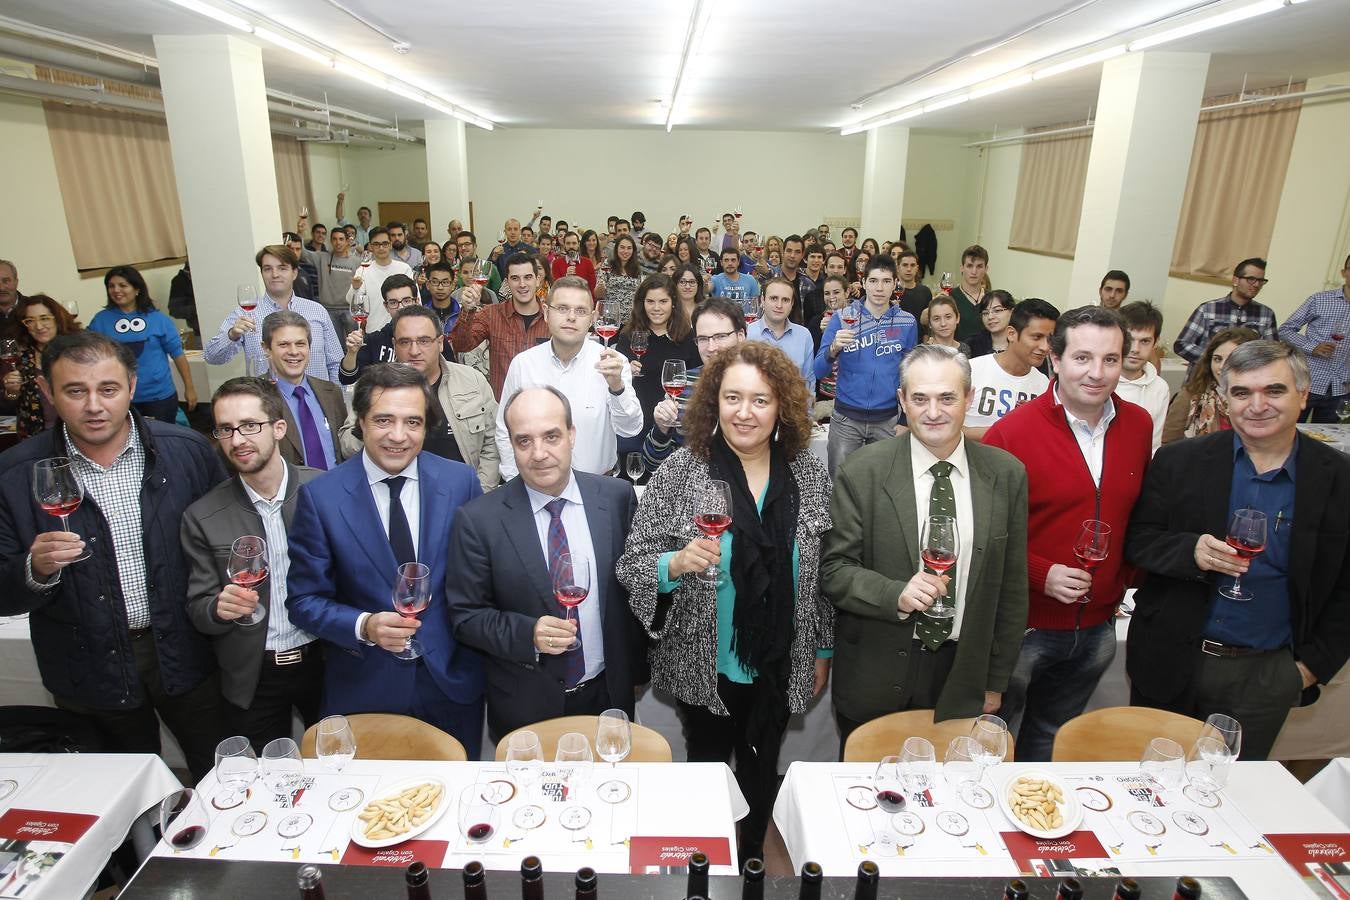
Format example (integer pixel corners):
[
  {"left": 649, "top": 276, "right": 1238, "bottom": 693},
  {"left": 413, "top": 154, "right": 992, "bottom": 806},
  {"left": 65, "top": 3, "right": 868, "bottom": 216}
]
[
  {"left": 1124, "top": 430, "right": 1350, "bottom": 705},
  {"left": 445, "top": 472, "right": 641, "bottom": 739}
]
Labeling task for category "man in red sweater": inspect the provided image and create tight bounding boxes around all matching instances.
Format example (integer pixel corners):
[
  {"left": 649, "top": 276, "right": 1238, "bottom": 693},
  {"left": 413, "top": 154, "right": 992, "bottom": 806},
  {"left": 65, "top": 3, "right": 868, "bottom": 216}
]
[
  {"left": 550, "top": 231, "right": 597, "bottom": 295},
  {"left": 985, "top": 306, "right": 1152, "bottom": 761}
]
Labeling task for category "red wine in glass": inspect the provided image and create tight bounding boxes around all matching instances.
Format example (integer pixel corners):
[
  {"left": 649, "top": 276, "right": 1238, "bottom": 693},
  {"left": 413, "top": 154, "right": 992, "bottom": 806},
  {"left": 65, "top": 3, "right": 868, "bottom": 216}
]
[
  {"left": 230, "top": 568, "right": 269, "bottom": 589},
  {"left": 466, "top": 822, "right": 494, "bottom": 842},
  {"left": 695, "top": 512, "right": 733, "bottom": 538},
  {"left": 595, "top": 323, "right": 619, "bottom": 343},
  {"left": 40, "top": 498, "right": 81, "bottom": 518},
  {"left": 694, "top": 480, "right": 733, "bottom": 585},
  {"left": 876, "top": 790, "right": 907, "bottom": 813},
  {"left": 392, "top": 561, "right": 432, "bottom": 660},
  {"left": 227, "top": 535, "right": 268, "bottom": 626},
  {"left": 555, "top": 585, "right": 588, "bottom": 609},
  {"left": 920, "top": 514, "right": 959, "bottom": 619},
  {"left": 31, "top": 457, "right": 92, "bottom": 563},
  {"left": 920, "top": 548, "right": 956, "bottom": 574},
  {"left": 1334, "top": 333, "right": 1345, "bottom": 342},
  {"left": 1226, "top": 536, "right": 1264, "bottom": 560},
  {"left": 662, "top": 381, "right": 685, "bottom": 399},
  {"left": 1072, "top": 519, "right": 1111, "bottom": 605},
  {"left": 633, "top": 346, "right": 648, "bottom": 360},
  {"left": 551, "top": 553, "right": 590, "bottom": 652},
  {"left": 351, "top": 312, "right": 368, "bottom": 328},
  {"left": 170, "top": 825, "right": 205, "bottom": 849}
]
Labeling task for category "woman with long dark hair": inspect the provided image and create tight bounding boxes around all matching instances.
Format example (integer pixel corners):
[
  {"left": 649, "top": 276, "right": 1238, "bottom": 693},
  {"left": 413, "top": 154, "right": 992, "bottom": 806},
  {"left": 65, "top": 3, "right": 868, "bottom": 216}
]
[
  {"left": 581, "top": 229, "right": 608, "bottom": 301},
  {"left": 614, "top": 274, "right": 702, "bottom": 436},
  {"left": 1, "top": 294, "right": 81, "bottom": 438},
  {"left": 606, "top": 234, "right": 641, "bottom": 325},
  {"left": 88, "top": 265, "right": 196, "bottom": 422},
  {"left": 672, "top": 263, "right": 706, "bottom": 322},
  {"left": 964, "top": 289, "right": 1015, "bottom": 358}
]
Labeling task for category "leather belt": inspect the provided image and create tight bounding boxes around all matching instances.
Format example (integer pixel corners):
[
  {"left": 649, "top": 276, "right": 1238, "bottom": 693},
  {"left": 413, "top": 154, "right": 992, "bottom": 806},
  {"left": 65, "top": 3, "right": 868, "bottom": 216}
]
[
  {"left": 564, "top": 677, "right": 598, "bottom": 695},
  {"left": 1199, "top": 638, "right": 1266, "bottom": 658},
  {"left": 266, "top": 643, "right": 314, "bottom": 667}
]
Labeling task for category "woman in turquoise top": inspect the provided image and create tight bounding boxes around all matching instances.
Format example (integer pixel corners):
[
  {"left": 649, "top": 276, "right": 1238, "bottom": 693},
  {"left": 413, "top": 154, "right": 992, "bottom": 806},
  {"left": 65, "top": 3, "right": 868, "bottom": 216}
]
[
  {"left": 616, "top": 341, "right": 833, "bottom": 864},
  {"left": 88, "top": 265, "right": 196, "bottom": 423}
]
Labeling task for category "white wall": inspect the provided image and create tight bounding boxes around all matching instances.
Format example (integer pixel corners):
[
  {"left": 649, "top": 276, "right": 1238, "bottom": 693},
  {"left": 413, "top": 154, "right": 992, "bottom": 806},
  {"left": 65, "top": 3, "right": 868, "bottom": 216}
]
[
  {"left": 305, "top": 141, "right": 429, "bottom": 232},
  {"left": 902, "top": 131, "right": 987, "bottom": 280}
]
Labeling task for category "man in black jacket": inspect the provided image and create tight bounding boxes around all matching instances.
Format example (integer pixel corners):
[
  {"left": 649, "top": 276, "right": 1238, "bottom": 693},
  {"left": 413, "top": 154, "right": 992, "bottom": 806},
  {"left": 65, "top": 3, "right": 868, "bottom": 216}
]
[
  {"left": 1125, "top": 340, "right": 1350, "bottom": 760},
  {"left": 0, "top": 332, "right": 228, "bottom": 778}
]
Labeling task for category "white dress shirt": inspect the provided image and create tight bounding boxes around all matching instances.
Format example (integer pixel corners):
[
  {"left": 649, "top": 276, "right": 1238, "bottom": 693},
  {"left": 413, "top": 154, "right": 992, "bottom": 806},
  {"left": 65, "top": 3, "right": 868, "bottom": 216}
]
[
  {"left": 354, "top": 451, "right": 422, "bottom": 642},
  {"left": 240, "top": 467, "right": 314, "bottom": 652},
  {"left": 524, "top": 473, "right": 605, "bottom": 683},
  {"left": 495, "top": 338, "right": 644, "bottom": 480},
  {"left": 1054, "top": 383, "right": 1116, "bottom": 485},
  {"left": 911, "top": 437, "right": 975, "bottom": 642}
]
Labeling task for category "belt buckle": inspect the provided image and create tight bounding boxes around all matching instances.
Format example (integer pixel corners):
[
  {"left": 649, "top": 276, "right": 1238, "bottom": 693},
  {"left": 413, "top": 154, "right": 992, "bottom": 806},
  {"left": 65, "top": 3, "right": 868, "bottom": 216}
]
[
  {"left": 273, "top": 647, "right": 304, "bottom": 666},
  {"left": 1200, "top": 639, "right": 1225, "bottom": 657}
]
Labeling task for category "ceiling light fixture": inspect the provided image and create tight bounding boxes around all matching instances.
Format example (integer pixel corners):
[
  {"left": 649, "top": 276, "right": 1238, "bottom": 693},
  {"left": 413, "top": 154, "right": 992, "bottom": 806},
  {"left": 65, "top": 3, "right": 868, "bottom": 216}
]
[
  {"left": 162, "top": 0, "right": 253, "bottom": 32},
  {"left": 1127, "top": 0, "right": 1285, "bottom": 51},
  {"left": 924, "top": 93, "right": 970, "bottom": 113},
  {"left": 970, "top": 73, "right": 1034, "bottom": 99},
  {"left": 666, "top": 0, "right": 713, "bottom": 132},
  {"left": 1031, "top": 44, "right": 1127, "bottom": 80},
  {"left": 252, "top": 26, "right": 333, "bottom": 68},
  {"left": 840, "top": 105, "right": 923, "bottom": 136}
]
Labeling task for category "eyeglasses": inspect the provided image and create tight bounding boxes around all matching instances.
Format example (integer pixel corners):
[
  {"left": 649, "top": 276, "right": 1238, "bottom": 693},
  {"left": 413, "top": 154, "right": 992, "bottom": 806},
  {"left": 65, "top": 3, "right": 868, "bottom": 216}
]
[
  {"left": 394, "top": 336, "right": 439, "bottom": 349},
  {"left": 677, "top": 278, "right": 699, "bottom": 287},
  {"left": 211, "top": 420, "right": 277, "bottom": 440},
  {"left": 695, "top": 331, "right": 737, "bottom": 348},
  {"left": 981, "top": 307, "right": 1009, "bottom": 316},
  {"left": 22, "top": 316, "right": 56, "bottom": 327},
  {"left": 1237, "top": 275, "right": 1269, "bottom": 285},
  {"left": 369, "top": 240, "right": 392, "bottom": 248},
  {"left": 383, "top": 297, "right": 417, "bottom": 309},
  {"left": 548, "top": 304, "right": 593, "bottom": 320},
  {"left": 429, "top": 278, "right": 454, "bottom": 287}
]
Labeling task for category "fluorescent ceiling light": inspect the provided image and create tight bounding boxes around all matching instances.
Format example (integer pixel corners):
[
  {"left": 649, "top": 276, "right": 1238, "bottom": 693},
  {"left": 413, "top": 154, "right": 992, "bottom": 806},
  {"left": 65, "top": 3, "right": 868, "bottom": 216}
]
[
  {"left": 1127, "top": 0, "right": 1285, "bottom": 51},
  {"left": 666, "top": 0, "right": 713, "bottom": 132},
  {"left": 1032, "top": 45, "right": 1127, "bottom": 80},
  {"left": 332, "top": 59, "right": 380, "bottom": 88},
  {"left": 162, "top": 0, "right": 252, "bottom": 32},
  {"left": 840, "top": 106, "right": 923, "bottom": 136},
  {"left": 924, "top": 93, "right": 970, "bottom": 113},
  {"left": 253, "top": 26, "right": 332, "bottom": 68},
  {"left": 970, "top": 74, "right": 1033, "bottom": 99}
]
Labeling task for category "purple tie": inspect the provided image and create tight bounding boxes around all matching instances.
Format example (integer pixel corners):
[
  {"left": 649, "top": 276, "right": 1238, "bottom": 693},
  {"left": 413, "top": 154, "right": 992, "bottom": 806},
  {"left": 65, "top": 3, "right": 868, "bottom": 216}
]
[
  {"left": 546, "top": 499, "right": 585, "bottom": 688},
  {"left": 291, "top": 384, "right": 329, "bottom": 471}
]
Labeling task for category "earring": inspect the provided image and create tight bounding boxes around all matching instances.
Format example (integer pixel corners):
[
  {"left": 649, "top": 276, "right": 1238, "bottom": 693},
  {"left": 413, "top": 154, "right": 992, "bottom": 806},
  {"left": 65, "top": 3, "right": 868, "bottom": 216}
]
[
  {"left": 773, "top": 423, "right": 781, "bottom": 442},
  {"left": 712, "top": 420, "right": 719, "bottom": 436}
]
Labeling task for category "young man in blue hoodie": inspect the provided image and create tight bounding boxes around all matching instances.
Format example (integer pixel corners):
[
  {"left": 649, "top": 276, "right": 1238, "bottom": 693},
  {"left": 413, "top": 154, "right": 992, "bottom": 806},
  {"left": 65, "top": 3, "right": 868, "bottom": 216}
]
[{"left": 815, "top": 254, "right": 919, "bottom": 475}]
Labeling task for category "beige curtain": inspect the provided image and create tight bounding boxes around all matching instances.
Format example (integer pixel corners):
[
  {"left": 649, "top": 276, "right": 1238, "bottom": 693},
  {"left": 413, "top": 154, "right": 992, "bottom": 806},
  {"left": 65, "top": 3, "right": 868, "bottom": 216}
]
[
  {"left": 1008, "top": 126, "right": 1091, "bottom": 256},
  {"left": 273, "top": 137, "right": 315, "bottom": 232},
  {"left": 1170, "top": 89, "right": 1302, "bottom": 279}
]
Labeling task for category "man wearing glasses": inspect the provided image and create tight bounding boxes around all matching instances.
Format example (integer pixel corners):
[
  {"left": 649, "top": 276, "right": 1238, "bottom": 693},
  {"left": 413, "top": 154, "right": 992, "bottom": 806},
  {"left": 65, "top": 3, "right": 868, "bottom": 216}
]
[
  {"left": 346, "top": 227, "right": 414, "bottom": 333},
  {"left": 341, "top": 305, "right": 498, "bottom": 491},
  {"left": 261, "top": 311, "right": 347, "bottom": 470},
  {"left": 1174, "top": 257, "right": 1279, "bottom": 374},
  {"left": 339, "top": 275, "right": 419, "bottom": 385},
  {"left": 494, "top": 277, "right": 642, "bottom": 480}
]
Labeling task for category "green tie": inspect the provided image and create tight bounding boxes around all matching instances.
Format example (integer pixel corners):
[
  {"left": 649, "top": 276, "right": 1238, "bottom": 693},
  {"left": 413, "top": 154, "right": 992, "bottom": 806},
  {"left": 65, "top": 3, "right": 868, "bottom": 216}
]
[{"left": 916, "top": 460, "right": 955, "bottom": 651}]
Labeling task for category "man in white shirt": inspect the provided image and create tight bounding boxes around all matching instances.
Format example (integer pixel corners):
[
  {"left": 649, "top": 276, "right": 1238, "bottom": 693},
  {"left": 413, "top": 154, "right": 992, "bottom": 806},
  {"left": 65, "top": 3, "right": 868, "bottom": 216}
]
[
  {"left": 964, "top": 298, "right": 1060, "bottom": 441},
  {"left": 1115, "top": 301, "right": 1170, "bottom": 454},
  {"left": 495, "top": 276, "right": 643, "bottom": 479},
  {"left": 347, "top": 226, "right": 415, "bottom": 332}
]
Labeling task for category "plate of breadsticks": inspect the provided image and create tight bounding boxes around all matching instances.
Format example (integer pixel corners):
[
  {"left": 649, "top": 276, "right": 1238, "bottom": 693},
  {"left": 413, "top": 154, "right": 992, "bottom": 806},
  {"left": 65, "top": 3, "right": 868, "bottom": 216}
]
[
  {"left": 350, "top": 778, "right": 448, "bottom": 848},
  {"left": 998, "top": 771, "right": 1082, "bottom": 839}
]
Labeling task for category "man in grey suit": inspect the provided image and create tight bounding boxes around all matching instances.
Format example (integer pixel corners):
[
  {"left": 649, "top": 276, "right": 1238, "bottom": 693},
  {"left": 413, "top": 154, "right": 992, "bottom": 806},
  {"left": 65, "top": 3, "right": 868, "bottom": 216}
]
[
  {"left": 822, "top": 344, "right": 1029, "bottom": 752},
  {"left": 446, "top": 386, "right": 642, "bottom": 742},
  {"left": 181, "top": 377, "right": 324, "bottom": 752},
  {"left": 262, "top": 310, "right": 348, "bottom": 470}
]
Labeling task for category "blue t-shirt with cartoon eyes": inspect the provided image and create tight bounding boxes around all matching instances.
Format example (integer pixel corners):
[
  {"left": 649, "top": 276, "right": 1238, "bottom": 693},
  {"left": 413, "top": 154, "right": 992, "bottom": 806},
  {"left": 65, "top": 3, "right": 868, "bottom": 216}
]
[{"left": 88, "top": 307, "right": 184, "bottom": 403}]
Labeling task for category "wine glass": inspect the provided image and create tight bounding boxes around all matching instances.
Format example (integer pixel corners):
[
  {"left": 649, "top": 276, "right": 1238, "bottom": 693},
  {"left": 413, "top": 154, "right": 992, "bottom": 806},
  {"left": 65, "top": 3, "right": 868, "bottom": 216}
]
[
  {"left": 392, "top": 561, "right": 432, "bottom": 660},
  {"left": 315, "top": 715, "right": 357, "bottom": 773},
  {"left": 872, "top": 755, "right": 904, "bottom": 850},
  {"left": 943, "top": 736, "right": 985, "bottom": 806},
  {"left": 1201, "top": 713, "right": 1242, "bottom": 759},
  {"left": 505, "top": 730, "right": 543, "bottom": 789},
  {"left": 31, "top": 457, "right": 92, "bottom": 563},
  {"left": 967, "top": 714, "right": 1008, "bottom": 807},
  {"left": 900, "top": 736, "right": 936, "bottom": 799},
  {"left": 261, "top": 737, "right": 304, "bottom": 808},
  {"left": 595, "top": 709, "right": 631, "bottom": 769},
  {"left": 0, "top": 339, "right": 18, "bottom": 370},
  {"left": 349, "top": 291, "right": 369, "bottom": 332},
  {"left": 594, "top": 302, "right": 620, "bottom": 348},
  {"left": 213, "top": 736, "right": 257, "bottom": 809},
  {"left": 628, "top": 329, "right": 649, "bottom": 375},
  {"left": 552, "top": 552, "right": 590, "bottom": 652},
  {"left": 744, "top": 297, "right": 761, "bottom": 325},
  {"left": 1219, "top": 509, "right": 1266, "bottom": 602},
  {"left": 236, "top": 284, "right": 258, "bottom": 312},
  {"left": 555, "top": 732, "right": 594, "bottom": 801},
  {"left": 920, "top": 514, "right": 959, "bottom": 620},
  {"left": 625, "top": 452, "right": 645, "bottom": 483},
  {"left": 1184, "top": 735, "right": 1234, "bottom": 803},
  {"left": 63, "top": 299, "right": 80, "bottom": 318},
  {"left": 159, "top": 788, "right": 210, "bottom": 851},
  {"left": 1139, "top": 737, "right": 1185, "bottom": 799},
  {"left": 226, "top": 535, "right": 268, "bottom": 627},
  {"left": 661, "top": 359, "right": 687, "bottom": 407},
  {"left": 1073, "top": 519, "right": 1111, "bottom": 604},
  {"left": 693, "top": 480, "right": 733, "bottom": 585},
  {"left": 459, "top": 784, "right": 498, "bottom": 844}
]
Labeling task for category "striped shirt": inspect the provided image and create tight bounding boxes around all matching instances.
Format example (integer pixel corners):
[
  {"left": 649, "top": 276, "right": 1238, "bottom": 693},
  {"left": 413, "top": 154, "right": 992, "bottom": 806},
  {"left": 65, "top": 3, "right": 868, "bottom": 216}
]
[
  {"left": 203, "top": 292, "right": 344, "bottom": 382},
  {"left": 448, "top": 300, "right": 551, "bottom": 399},
  {"left": 1277, "top": 288, "right": 1350, "bottom": 395},
  {"left": 65, "top": 420, "right": 150, "bottom": 629},
  {"left": 1173, "top": 293, "right": 1279, "bottom": 364},
  {"left": 240, "top": 467, "right": 313, "bottom": 652}
]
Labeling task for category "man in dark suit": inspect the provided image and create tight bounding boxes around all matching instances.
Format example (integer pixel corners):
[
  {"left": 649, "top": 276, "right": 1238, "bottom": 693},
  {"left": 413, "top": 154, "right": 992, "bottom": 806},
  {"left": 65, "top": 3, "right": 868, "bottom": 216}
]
[
  {"left": 182, "top": 377, "right": 323, "bottom": 752},
  {"left": 823, "top": 344, "right": 1029, "bottom": 752},
  {"left": 287, "top": 363, "right": 486, "bottom": 756},
  {"left": 1126, "top": 340, "right": 1350, "bottom": 761},
  {"left": 261, "top": 310, "right": 347, "bottom": 470},
  {"left": 446, "top": 385, "right": 641, "bottom": 741}
]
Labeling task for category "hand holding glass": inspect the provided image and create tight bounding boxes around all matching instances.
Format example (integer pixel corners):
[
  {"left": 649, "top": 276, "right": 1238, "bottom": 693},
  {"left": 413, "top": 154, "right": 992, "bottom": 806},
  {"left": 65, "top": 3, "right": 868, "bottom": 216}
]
[
  {"left": 552, "top": 553, "right": 590, "bottom": 652},
  {"left": 1220, "top": 509, "right": 1266, "bottom": 601},
  {"left": 920, "top": 514, "right": 958, "bottom": 620},
  {"left": 694, "top": 480, "right": 733, "bottom": 585},
  {"left": 31, "top": 457, "right": 92, "bottom": 563},
  {"left": 392, "top": 562, "right": 431, "bottom": 660},
  {"left": 1073, "top": 519, "right": 1111, "bottom": 604},
  {"left": 226, "top": 536, "right": 268, "bottom": 626}
]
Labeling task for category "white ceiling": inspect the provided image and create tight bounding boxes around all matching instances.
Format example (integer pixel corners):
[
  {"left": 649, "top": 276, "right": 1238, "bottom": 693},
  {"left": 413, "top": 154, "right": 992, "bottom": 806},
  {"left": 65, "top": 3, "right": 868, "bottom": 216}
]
[{"left": 2, "top": 0, "right": 1349, "bottom": 133}]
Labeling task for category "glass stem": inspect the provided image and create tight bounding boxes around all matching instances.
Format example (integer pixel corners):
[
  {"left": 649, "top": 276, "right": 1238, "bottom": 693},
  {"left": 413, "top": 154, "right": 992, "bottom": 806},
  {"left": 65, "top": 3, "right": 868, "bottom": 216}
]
[
  {"left": 1231, "top": 572, "right": 1243, "bottom": 594},
  {"left": 59, "top": 514, "right": 71, "bottom": 532}
]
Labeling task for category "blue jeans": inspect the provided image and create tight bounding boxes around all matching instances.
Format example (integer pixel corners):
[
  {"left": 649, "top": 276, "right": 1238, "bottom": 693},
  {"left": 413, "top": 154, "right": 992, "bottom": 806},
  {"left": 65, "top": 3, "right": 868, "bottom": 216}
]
[
  {"left": 826, "top": 410, "right": 898, "bottom": 476},
  {"left": 1002, "top": 620, "right": 1117, "bottom": 762}
]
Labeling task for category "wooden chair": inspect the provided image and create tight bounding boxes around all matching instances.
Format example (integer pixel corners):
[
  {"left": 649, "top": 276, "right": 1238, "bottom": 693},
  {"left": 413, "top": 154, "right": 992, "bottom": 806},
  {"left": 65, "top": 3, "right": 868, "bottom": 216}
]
[
  {"left": 494, "top": 715, "right": 673, "bottom": 763},
  {"left": 843, "top": 709, "right": 1015, "bottom": 762},
  {"left": 1052, "top": 706, "right": 1205, "bottom": 762},
  {"left": 299, "top": 713, "right": 467, "bottom": 762}
]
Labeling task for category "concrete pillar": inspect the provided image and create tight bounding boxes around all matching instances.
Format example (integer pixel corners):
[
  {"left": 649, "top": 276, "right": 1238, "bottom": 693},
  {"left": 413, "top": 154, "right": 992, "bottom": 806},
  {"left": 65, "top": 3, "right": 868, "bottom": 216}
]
[
  {"left": 425, "top": 117, "right": 470, "bottom": 241},
  {"left": 1068, "top": 51, "right": 1210, "bottom": 305},
  {"left": 154, "top": 33, "right": 281, "bottom": 377},
  {"left": 859, "top": 124, "right": 910, "bottom": 243}
]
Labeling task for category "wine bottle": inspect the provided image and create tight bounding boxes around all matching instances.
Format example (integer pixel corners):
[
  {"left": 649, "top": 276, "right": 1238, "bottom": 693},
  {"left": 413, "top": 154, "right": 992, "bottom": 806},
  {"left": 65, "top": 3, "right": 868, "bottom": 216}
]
[
  {"left": 1056, "top": 878, "right": 1084, "bottom": 899},
  {"left": 522, "top": 855, "right": 545, "bottom": 900},
  {"left": 297, "top": 865, "right": 326, "bottom": 899},
  {"left": 1174, "top": 876, "right": 1203, "bottom": 899},
  {"left": 799, "top": 861, "right": 823, "bottom": 900},
  {"left": 686, "top": 851, "right": 710, "bottom": 898},
  {"left": 741, "top": 858, "right": 765, "bottom": 900},
  {"left": 463, "top": 860, "right": 488, "bottom": 900},
  {"left": 1113, "top": 878, "right": 1142, "bottom": 900},
  {"left": 1003, "top": 880, "right": 1030, "bottom": 900},
  {"left": 403, "top": 861, "right": 432, "bottom": 900},
  {"left": 575, "top": 866, "right": 598, "bottom": 900},
  {"left": 854, "top": 860, "right": 879, "bottom": 900}
]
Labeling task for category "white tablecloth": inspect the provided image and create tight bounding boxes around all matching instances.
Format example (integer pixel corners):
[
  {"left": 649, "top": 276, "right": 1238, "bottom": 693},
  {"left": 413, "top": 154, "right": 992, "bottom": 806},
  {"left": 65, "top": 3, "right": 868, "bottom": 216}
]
[
  {"left": 1305, "top": 758, "right": 1350, "bottom": 829},
  {"left": 774, "top": 760, "right": 1345, "bottom": 898},
  {"left": 0, "top": 752, "right": 180, "bottom": 900},
  {"left": 156, "top": 760, "right": 743, "bottom": 875}
]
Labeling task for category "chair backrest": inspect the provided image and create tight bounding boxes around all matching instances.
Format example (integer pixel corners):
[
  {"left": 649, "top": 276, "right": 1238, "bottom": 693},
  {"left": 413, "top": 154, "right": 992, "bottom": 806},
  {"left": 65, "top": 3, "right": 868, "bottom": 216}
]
[
  {"left": 493, "top": 715, "right": 673, "bottom": 763},
  {"left": 300, "top": 713, "right": 467, "bottom": 762},
  {"left": 843, "top": 709, "right": 1014, "bottom": 762},
  {"left": 1052, "top": 706, "right": 1205, "bottom": 762}
]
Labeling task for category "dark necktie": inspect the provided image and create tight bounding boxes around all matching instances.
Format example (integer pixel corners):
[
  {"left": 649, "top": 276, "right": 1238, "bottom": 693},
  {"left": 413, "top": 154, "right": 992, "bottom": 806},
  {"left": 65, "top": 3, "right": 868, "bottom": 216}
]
[
  {"left": 917, "top": 460, "right": 956, "bottom": 651},
  {"left": 383, "top": 476, "right": 416, "bottom": 568},
  {"left": 291, "top": 384, "right": 329, "bottom": 471},
  {"left": 546, "top": 498, "right": 585, "bottom": 688}
]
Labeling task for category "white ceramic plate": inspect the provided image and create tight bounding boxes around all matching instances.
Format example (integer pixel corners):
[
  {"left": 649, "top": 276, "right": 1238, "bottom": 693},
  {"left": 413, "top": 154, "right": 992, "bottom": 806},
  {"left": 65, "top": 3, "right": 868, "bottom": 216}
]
[
  {"left": 348, "top": 777, "right": 450, "bottom": 848},
  {"left": 998, "top": 770, "right": 1083, "bottom": 839}
]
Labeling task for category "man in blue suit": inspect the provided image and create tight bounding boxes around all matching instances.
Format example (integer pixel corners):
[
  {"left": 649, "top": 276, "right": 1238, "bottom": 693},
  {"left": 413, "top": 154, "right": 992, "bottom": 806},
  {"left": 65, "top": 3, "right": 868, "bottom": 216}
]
[{"left": 287, "top": 362, "right": 486, "bottom": 756}]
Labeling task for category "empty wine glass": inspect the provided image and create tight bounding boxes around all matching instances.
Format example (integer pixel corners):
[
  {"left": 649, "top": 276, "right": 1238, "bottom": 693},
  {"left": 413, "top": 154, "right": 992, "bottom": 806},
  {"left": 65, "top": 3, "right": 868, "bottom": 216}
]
[
  {"left": 625, "top": 452, "right": 645, "bottom": 483},
  {"left": 1220, "top": 509, "right": 1266, "bottom": 602},
  {"left": 213, "top": 736, "right": 257, "bottom": 809},
  {"left": 920, "top": 514, "right": 959, "bottom": 620},
  {"left": 943, "top": 737, "right": 984, "bottom": 807},
  {"left": 968, "top": 714, "right": 1008, "bottom": 806},
  {"left": 261, "top": 737, "right": 304, "bottom": 808},
  {"left": 555, "top": 732, "right": 594, "bottom": 801},
  {"left": 552, "top": 552, "right": 590, "bottom": 652},
  {"left": 505, "top": 730, "right": 543, "bottom": 789},
  {"left": 1073, "top": 519, "right": 1111, "bottom": 604},
  {"left": 160, "top": 788, "right": 211, "bottom": 851},
  {"left": 900, "top": 736, "right": 936, "bottom": 799},
  {"left": 693, "top": 480, "right": 732, "bottom": 585},
  {"left": 63, "top": 299, "right": 80, "bottom": 318},
  {"left": 1184, "top": 736, "right": 1234, "bottom": 803},
  {"left": 315, "top": 715, "right": 357, "bottom": 773},
  {"left": 31, "top": 457, "right": 91, "bottom": 562},
  {"left": 1201, "top": 713, "right": 1242, "bottom": 759},
  {"left": 392, "top": 561, "right": 432, "bottom": 660},
  {"left": 595, "top": 709, "right": 631, "bottom": 769},
  {"left": 226, "top": 535, "right": 268, "bottom": 627},
  {"left": 1139, "top": 737, "right": 1185, "bottom": 799}
]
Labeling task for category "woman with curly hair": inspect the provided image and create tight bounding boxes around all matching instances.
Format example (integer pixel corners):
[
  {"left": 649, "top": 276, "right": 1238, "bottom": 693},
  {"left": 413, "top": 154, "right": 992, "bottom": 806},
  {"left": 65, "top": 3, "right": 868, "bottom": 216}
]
[
  {"left": 1161, "top": 326, "right": 1260, "bottom": 444},
  {"left": 616, "top": 340, "right": 833, "bottom": 863},
  {"left": 1, "top": 294, "right": 81, "bottom": 438}
]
